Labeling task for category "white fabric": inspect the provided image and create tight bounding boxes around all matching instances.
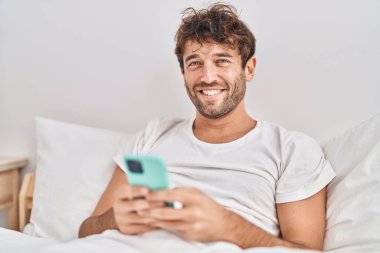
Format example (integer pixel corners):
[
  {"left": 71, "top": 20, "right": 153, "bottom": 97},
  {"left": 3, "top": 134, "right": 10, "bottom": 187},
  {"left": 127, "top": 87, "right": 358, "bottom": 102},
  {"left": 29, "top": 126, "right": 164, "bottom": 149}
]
[
  {"left": 17, "top": 114, "right": 379, "bottom": 252},
  {"left": 27, "top": 118, "right": 134, "bottom": 240},
  {"left": 323, "top": 113, "right": 380, "bottom": 252},
  {"left": 114, "top": 118, "right": 335, "bottom": 237},
  {"left": 0, "top": 227, "right": 319, "bottom": 253}
]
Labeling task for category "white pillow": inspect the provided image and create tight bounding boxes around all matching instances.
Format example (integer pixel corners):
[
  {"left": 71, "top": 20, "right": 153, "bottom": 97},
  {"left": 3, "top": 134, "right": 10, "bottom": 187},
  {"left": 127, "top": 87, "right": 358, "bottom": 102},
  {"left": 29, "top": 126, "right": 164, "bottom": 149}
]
[
  {"left": 25, "top": 118, "right": 135, "bottom": 241},
  {"left": 323, "top": 113, "right": 380, "bottom": 252}
]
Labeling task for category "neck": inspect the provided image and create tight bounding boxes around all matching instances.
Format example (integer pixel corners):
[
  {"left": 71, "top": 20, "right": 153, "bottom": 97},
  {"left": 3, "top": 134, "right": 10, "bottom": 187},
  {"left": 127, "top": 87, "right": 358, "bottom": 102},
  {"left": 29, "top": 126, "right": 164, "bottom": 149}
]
[{"left": 193, "top": 100, "right": 257, "bottom": 144}]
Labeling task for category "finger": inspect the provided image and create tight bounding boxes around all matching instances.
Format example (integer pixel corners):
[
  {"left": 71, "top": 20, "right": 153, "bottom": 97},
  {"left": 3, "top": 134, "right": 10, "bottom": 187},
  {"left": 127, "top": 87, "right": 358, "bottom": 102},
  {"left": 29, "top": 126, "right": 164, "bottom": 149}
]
[
  {"left": 146, "top": 187, "right": 200, "bottom": 205},
  {"left": 116, "top": 212, "right": 156, "bottom": 225},
  {"left": 147, "top": 201, "right": 166, "bottom": 209},
  {"left": 117, "top": 185, "right": 150, "bottom": 200},
  {"left": 150, "top": 220, "right": 190, "bottom": 232},
  {"left": 115, "top": 199, "right": 166, "bottom": 215},
  {"left": 119, "top": 224, "right": 158, "bottom": 235},
  {"left": 115, "top": 199, "right": 151, "bottom": 213},
  {"left": 138, "top": 207, "right": 190, "bottom": 221}
]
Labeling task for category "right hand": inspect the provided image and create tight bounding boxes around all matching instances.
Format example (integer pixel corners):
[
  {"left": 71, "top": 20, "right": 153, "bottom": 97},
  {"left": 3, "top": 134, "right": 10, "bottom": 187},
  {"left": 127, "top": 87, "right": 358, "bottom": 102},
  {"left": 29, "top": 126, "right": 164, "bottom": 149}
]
[{"left": 113, "top": 184, "right": 164, "bottom": 235}]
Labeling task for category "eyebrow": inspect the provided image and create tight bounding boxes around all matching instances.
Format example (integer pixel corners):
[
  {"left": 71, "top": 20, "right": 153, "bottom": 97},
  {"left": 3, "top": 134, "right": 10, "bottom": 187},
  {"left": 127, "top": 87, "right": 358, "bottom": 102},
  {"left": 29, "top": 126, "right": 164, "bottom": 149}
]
[
  {"left": 184, "top": 53, "right": 233, "bottom": 64},
  {"left": 214, "top": 53, "right": 233, "bottom": 58},
  {"left": 184, "top": 54, "right": 199, "bottom": 64}
]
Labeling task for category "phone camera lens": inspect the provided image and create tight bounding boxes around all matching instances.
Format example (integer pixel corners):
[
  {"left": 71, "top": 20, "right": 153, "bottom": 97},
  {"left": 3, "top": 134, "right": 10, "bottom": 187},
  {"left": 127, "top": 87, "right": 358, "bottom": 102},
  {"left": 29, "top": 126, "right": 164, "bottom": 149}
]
[{"left": 127, "top": 160, "right": 143, "bottom": 173}]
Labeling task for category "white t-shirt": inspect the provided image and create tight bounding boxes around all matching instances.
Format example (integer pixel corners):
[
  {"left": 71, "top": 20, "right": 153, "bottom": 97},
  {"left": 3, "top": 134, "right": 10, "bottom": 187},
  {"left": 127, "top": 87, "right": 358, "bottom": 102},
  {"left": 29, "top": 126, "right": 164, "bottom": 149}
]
[{"left": 114, "top": 117, "right": 336, "bottom": 236}]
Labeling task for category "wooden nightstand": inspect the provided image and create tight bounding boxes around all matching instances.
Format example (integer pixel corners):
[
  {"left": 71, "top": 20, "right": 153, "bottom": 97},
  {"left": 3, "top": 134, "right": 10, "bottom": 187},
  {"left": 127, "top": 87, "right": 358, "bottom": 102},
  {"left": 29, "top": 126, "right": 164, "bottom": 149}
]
[
  {"left": 19, "top": 172, "right": 35, "bottom": 231},
  {"left": 0, "top": 157, "right": 28, "bottom": 230}
]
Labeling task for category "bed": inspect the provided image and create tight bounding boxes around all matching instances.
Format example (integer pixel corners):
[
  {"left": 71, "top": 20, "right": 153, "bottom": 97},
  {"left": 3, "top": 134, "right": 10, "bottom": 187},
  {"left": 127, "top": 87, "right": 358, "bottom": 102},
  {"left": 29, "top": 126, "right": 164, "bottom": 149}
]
[{"left": 1, "top": 114, "right": 379, "bottom": 253}]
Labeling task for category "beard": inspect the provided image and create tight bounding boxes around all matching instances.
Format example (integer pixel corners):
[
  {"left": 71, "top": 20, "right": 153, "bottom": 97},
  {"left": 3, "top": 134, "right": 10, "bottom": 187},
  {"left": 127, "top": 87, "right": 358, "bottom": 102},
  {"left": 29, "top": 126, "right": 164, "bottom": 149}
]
[{"left": 185, "top": 71, "right": 247, "bottom": 119}]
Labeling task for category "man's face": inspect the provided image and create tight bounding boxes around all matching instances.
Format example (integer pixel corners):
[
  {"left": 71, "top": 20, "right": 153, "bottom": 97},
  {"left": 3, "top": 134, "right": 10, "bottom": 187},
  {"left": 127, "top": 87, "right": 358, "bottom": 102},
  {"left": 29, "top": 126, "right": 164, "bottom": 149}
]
[{"left": 182, "top": 40, "right": 248, "bottom": 119}]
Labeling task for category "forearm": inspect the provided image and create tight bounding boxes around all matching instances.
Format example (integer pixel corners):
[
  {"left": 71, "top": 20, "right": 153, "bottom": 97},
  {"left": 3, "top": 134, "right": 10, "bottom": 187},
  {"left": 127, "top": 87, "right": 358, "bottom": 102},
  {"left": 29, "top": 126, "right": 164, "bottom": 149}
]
[
  {"left": 223, "top": 212, "right": 313, "bottom": 250},
  {"left": 78, "top": 208, "right": 118, "bottom": 238}
]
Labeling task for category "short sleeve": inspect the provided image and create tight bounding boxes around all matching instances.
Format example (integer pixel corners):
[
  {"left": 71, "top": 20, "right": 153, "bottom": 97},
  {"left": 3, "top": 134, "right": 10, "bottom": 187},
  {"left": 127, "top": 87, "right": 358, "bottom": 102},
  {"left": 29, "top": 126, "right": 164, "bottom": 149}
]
[
  {"left": 275, "top": 132, "right": 336, "bottom": 203},
  {"left": 113, "top": 133, "right": 140, "bottom": 172},
  {"left": 113, "top": 117, "right": 184, "bottom": 172}
]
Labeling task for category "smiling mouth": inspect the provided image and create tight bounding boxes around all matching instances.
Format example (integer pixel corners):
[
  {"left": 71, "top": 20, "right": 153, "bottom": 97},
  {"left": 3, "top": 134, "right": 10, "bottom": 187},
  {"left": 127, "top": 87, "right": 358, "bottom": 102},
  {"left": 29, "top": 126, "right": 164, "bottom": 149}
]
[{"left": 199, "top": 89, "right": 225, "bottom": 96}]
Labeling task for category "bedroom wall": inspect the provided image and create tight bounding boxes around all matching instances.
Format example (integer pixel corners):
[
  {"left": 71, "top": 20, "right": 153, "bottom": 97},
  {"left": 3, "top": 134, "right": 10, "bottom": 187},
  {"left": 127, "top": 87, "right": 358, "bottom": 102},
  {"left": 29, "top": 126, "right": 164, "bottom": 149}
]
[{"left": 0, "top": 0, "right": 379, "bottom": 228}]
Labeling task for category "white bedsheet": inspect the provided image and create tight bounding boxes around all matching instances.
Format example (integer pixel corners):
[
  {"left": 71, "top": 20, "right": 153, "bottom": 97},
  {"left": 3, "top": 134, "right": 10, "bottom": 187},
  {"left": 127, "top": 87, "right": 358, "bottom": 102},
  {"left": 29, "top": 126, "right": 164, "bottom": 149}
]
[{"left": 0, "top": 227, "right": 319, "bottom": 253}]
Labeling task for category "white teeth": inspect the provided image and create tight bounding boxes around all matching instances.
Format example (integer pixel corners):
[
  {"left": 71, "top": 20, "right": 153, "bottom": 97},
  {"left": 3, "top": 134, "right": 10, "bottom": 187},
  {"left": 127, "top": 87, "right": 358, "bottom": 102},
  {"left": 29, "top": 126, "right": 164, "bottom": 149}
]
[{"left": 201, "top": 90, "right": 222, "bottom": 96}]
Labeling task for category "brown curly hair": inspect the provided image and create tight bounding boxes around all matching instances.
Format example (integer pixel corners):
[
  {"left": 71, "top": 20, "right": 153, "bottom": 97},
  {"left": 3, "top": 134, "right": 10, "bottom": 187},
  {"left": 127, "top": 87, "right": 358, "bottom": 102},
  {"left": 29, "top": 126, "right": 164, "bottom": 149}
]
[{"left": 175, "top": 3, "right": 256, "bottom": 70}]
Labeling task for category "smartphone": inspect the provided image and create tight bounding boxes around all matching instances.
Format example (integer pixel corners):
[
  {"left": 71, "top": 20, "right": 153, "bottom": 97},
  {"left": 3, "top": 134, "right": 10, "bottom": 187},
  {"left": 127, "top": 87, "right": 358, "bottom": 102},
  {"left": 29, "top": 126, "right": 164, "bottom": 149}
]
[
  {"left": 124, "top": 154, "right": 169, "bottom": 191},
  {"left": 124, "top": 154, "right": 174, "bottom": 207}
]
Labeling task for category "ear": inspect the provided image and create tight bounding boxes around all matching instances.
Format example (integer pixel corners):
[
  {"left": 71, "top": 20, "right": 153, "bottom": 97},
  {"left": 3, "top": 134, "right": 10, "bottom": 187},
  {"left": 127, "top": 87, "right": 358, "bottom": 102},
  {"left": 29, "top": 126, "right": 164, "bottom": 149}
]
[{"left": 244, "top": 56, "right": 256, "bottom": 82}]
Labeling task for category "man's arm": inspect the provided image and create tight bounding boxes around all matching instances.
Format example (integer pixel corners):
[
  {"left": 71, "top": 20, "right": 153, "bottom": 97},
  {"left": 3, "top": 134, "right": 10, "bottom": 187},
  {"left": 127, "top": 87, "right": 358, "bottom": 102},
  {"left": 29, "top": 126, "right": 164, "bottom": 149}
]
[
  {"left": 141, "top": 187, "right": 327, "bottom": 250},
  {"left": 79, "top": 167, "right": 125, "bottom": 238},
  {"left": 78, "top": 208, "right": 118, "bottom": 238},
  {"left": 224, "top": 188, "right": 326, "bottom": 249},
  {"left": 78, "top": 166, "right": 159, "bottom": 238}
]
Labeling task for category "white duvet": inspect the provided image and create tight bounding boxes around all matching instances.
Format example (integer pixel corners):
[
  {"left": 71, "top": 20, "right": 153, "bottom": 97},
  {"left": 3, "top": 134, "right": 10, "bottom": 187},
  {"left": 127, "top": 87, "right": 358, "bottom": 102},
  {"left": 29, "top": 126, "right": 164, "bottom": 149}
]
[
  {"left": 4, "top": 115, "right": 379, "bottom": 253},
  {"left": 0, "top": 227, "right": 319, "bottom": 253}
]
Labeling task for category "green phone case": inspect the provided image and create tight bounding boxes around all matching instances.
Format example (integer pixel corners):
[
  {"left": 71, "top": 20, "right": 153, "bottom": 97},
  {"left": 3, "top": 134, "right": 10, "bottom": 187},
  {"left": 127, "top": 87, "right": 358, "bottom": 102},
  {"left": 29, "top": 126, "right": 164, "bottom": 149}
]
[{"left": 124, "top": 155, "right": 169, "bottom": 190}]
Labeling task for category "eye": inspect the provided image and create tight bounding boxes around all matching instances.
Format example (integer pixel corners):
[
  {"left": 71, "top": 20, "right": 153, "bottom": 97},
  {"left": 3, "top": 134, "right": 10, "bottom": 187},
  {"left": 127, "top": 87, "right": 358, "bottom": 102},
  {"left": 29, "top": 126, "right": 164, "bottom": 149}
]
[
  {"left": 188, "top": 61, "right": 201, "bottom": 68},
  {"left": 216, "top": 58, "right": 231, "bottom": 64}
]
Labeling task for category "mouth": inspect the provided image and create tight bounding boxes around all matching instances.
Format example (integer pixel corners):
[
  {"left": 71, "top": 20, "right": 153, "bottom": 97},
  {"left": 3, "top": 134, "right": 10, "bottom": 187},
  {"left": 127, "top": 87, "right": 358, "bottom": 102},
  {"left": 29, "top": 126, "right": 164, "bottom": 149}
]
[{"left": 198, "top": 89, "right": 226, "bottom": 97}]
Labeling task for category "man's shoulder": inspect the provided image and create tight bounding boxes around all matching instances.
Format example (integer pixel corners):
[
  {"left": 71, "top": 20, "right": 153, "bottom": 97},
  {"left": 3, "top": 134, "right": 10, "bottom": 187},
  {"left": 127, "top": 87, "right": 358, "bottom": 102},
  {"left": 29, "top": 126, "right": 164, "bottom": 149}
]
[
  {"left": 259, "top": 120, "right": 320, "bottom": 148},
  {"left": 134, "top": 117, "right": 189, "bottom": 154}
]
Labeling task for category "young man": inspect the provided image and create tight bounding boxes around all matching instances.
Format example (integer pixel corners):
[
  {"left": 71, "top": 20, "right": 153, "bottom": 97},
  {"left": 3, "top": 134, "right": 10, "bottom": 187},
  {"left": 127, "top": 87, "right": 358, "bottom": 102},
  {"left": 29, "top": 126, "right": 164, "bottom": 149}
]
[{"left": 79, "top": 4, "right": 335, "bottom": 251}]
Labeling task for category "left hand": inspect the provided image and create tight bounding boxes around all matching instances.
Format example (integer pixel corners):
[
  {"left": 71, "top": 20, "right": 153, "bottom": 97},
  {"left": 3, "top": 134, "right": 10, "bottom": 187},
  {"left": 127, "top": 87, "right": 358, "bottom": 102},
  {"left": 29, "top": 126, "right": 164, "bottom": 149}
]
[{"left": 137, "top": 187, "right": 234, "bottom": 242}]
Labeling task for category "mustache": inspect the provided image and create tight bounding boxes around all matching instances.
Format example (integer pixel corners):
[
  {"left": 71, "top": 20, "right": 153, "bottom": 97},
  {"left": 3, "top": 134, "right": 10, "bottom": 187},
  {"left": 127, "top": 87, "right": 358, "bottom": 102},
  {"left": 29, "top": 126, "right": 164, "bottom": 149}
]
[{"left": 193, "top": 82, "right": 227, "bottom": 90}]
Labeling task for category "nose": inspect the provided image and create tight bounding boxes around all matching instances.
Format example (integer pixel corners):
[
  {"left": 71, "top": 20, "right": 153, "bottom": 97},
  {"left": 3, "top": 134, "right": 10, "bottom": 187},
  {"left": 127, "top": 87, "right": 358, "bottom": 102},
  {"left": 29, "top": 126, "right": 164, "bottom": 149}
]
[{"left": 200, "top": 62, "right": 217, "bottom": 84}]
